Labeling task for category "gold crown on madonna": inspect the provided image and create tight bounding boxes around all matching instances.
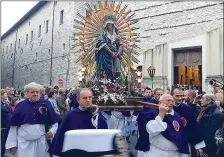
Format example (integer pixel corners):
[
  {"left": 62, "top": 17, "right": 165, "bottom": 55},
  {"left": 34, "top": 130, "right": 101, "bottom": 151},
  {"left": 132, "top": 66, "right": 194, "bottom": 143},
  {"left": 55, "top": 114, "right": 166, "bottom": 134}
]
[{"left": 103, "top": 14, "right": 116, "bottom": 22}]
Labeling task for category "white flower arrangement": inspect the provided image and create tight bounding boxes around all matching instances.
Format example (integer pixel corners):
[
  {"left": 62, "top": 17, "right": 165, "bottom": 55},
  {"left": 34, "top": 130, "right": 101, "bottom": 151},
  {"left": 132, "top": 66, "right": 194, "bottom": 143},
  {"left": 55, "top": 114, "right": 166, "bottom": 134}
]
[
  {"left": 92, "top": 76, "right": 128, "bottom": 105},
  {"left": 98, "top": 92, "right": 126, "bottom": 105}
]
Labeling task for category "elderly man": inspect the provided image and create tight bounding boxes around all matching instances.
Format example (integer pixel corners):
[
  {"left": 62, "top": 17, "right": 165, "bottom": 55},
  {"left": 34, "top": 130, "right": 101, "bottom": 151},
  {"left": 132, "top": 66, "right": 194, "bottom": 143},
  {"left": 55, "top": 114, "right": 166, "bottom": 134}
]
[
  {"left": 183, "top": 90, "right": 201, "bottom": 119},
  {"left": 48, "top": 88, "right": 108, "bottom": 156},
  {"left": 144, "top": 94, "right": 189, "bottom": 157},
  {"left": 6, "top": 82, "right": 59, "bottom": 157},
  {"left": 172, "top": 87, "right": 206, "bottom": 157},
  {"left": 197, "top": 94, "right": 223, "bottom": 157}
]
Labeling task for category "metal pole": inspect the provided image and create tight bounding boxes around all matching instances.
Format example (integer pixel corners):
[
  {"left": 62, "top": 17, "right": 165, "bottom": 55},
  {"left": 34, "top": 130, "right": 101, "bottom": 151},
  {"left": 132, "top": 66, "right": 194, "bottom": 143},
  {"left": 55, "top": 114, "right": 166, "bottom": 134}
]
[
  {"left": 152, "top": 77, "right": 153, "bottom": 89},
  {"left": 50, "top": 1, "right": 56, "bottom": 86},
  {"left": 127, "top": 74, "right": 131, "bottom": 96}
]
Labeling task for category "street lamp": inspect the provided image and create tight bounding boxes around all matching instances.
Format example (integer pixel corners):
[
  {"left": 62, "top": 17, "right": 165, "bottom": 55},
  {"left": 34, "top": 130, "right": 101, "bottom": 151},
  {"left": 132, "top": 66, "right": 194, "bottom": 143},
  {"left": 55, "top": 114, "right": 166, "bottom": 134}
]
[
  {"left": 137, "top": 71, "right": 141, "bottom": 77},
  {"left": 137, "top": 78, "right": 142, "bottom": 83},
  {"left": 81, "top": 67, "right": 86, "bottom": 72},
  {"left": 147, "top": 65, "right": 156, "bottom": 89},
  {"left": 78, "top": 77, "right": 83, "bottom": 82}
]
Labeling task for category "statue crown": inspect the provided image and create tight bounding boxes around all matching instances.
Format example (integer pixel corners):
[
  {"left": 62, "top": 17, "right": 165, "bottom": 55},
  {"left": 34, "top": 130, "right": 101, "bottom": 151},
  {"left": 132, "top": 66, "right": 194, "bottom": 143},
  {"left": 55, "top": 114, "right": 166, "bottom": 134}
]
[{"left": 104, "top": 14, "right": 116, "bottom": 22}]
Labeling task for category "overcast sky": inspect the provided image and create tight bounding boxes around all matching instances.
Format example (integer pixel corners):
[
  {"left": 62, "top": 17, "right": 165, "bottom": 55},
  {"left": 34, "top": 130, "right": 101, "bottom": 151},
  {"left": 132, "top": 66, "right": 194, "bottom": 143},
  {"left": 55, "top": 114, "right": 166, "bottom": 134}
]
[{"left": 1, "top": 1, "right": 39, "bottom": 35}]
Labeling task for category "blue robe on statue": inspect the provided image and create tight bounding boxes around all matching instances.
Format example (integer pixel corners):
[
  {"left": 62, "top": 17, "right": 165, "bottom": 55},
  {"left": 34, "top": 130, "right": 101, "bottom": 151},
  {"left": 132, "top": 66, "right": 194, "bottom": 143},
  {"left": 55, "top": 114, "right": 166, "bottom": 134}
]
[
  {"left": 95, "top": 31, "right": 121, "bottom": 80},
  {"left": 48, "top": 107, "right": 108, "bottom": 156}
]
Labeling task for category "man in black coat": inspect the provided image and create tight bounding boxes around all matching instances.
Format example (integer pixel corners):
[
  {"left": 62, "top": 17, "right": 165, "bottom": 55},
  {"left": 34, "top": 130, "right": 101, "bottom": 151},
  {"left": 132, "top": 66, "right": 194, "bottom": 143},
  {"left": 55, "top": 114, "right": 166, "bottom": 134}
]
[{"left": 197, "top": 94, "right": 224, "bottom": 157}]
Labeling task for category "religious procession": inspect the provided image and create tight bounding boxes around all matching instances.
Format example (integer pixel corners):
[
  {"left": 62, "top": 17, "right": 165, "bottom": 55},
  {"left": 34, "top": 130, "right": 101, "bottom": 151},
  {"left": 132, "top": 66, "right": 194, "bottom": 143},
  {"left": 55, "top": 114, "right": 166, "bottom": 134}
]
[{"left": 1, "top": 1, "right": 224, "bottom": 157}]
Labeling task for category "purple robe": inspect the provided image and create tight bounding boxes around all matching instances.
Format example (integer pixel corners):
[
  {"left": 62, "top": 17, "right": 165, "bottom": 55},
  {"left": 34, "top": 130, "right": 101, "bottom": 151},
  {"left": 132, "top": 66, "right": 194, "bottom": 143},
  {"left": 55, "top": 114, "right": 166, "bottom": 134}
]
[
  {"left": 162, "top": 111, "right": 190, "bottom": 154},
  {"left": 143, "top": 97, "right": 158, "bottom": 112},
  {"left": 48, "top": 107, "right": 108, "bottom": 156},
  {"left": 136, "top": 109, "right": 189, "bottom": 154},
  {"left": 10, "top": 98, "right": 59, "bottom": 126},
  {"left": 70, "top": 94, "right": 79, "bottom": 108},
  {"left": 133, "top": 97, "right": 152, "bottom": 116},
  {"left": 173, "top": 103, "right": 204, "bottom": 145},
  {"left": 135, "top": 109, "right": 157, "bottom": 151},
  {"left": 135, "top": 97, "right": 157, "bottom": 151}
]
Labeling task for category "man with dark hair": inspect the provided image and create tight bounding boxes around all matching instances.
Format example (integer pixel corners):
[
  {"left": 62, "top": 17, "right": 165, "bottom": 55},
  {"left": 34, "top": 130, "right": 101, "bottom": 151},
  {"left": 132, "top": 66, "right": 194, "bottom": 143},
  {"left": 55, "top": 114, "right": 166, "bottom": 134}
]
[
  {"left": 143, "top": 87, "right": 153, "bottom": 101},
  {"left": 139, "top": 88, "right": 163, "bottom": 112},
  {"left": 132, "top": 87, "right": 153, "bottom": 117},
  {"left": 48, "top": 88, "right": 108, "bottom": 156},
  {"left": 54, "top": 85, "right": 59, "bottom": 94},
  {"left": 149, "top": 88, "right": 163, "bottom": 104},
  {"left": 172, "top": 87, "right": 206, "bottom": 157}
]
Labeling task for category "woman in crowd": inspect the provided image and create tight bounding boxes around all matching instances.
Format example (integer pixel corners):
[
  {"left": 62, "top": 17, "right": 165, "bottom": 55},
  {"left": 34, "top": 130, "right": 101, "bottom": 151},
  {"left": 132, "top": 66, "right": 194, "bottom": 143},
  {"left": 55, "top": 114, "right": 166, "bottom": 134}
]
[
  {"left": 10, "top": 97, "right": 20, "bottom": 113},
  {"left": 215, "top": 92, "right": 224, "bottom": 112},
  {"left": 48, "top": 88, "right": 60, "bottom": 116},
  {"left": 1, "top": 89, "right": 12, "bottom": 157}
]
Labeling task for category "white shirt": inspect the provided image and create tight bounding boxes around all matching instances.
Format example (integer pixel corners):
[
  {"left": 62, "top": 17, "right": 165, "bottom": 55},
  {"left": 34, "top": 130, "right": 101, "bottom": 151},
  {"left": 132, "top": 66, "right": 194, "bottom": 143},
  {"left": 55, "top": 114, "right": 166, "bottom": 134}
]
[{"left": 144, "top": 110, "right": 189, "bottom": 157}]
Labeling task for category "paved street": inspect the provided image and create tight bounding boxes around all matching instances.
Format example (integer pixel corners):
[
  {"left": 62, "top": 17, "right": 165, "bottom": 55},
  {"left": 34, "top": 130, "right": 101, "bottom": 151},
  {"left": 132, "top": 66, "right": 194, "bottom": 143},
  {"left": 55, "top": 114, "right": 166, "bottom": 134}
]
[{"left": 129, "top": 132, "right": 138, "bottom": 157}]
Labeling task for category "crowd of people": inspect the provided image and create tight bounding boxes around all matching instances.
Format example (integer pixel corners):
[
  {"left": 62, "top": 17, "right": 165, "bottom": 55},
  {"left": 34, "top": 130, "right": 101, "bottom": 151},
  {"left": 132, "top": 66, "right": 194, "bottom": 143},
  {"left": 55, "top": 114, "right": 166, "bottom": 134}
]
[{"left": 1, "top": 82, "right": 224, "bottom": 157}]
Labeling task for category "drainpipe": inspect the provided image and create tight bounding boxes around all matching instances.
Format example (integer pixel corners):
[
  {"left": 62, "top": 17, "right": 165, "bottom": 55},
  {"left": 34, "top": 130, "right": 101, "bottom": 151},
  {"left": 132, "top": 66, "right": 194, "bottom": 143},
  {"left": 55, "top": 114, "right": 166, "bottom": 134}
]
[
  {"left": 12, "top": 30, "right": 18, "bottom": 87},
  {"left": 50, "top": 1, "right": 56, "bottom": 86}
]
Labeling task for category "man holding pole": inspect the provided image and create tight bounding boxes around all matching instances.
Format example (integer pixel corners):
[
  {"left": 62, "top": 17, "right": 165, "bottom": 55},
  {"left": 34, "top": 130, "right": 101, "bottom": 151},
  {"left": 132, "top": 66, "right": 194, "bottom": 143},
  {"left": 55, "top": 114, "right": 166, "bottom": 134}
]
[
  {"left": 144, "top": 93, "right": 190, "bottom": 157},
  {"left": 48, "top": 88, "right": 108, "bottom": 156}
]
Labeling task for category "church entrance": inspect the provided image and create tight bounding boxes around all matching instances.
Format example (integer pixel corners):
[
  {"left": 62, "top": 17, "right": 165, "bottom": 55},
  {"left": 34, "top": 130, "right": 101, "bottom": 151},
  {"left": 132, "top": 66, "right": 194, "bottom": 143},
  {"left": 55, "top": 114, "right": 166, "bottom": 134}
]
[{"left": 173, "top": 47, "right": 202, "bottom": 87}]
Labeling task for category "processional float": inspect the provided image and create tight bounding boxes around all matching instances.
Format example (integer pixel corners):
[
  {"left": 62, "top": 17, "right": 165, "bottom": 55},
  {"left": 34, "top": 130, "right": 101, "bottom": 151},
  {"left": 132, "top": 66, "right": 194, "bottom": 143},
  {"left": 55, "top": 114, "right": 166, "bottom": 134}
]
[
  {"left": 62, "top": 2, "right": 158, "bottom": 157},
  {"left": 72, "top": 1, "right": 159, "bottom": 111}
]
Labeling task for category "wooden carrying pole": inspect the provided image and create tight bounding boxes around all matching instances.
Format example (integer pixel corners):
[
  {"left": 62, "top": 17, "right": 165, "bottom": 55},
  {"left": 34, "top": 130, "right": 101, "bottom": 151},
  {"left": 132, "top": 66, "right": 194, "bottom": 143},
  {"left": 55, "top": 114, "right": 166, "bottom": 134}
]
[
  {"left": 98, "top": 105, "right": 143, "bottom": 111},
  {"left": 97, "top": 101, "right": 159, "bottom": 111}
]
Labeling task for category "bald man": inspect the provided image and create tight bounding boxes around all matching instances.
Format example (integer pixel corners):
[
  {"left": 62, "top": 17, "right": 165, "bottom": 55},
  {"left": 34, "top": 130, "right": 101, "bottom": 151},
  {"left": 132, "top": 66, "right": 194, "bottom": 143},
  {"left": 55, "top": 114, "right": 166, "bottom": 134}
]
[
  {"left": 143, "top": 94, "right": 190, "bottom": 157},
  {"left": 48, "top": 88, "right": 108, "bottom": 156}
]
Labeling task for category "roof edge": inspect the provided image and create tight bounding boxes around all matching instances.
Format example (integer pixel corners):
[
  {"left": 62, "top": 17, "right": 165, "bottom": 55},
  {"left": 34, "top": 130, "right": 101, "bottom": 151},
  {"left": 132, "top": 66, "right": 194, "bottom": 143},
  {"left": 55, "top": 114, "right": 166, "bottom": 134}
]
[{"left": 1, "top": 1, "right": 49, "bottom": 40}]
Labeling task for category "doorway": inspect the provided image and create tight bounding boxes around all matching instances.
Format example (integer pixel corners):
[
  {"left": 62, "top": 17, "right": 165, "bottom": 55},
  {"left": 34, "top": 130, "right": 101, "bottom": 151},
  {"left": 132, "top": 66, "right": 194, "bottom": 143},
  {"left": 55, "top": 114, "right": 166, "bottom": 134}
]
[{"left": 173, "top": 47, "right": 202, "bottom": 87}]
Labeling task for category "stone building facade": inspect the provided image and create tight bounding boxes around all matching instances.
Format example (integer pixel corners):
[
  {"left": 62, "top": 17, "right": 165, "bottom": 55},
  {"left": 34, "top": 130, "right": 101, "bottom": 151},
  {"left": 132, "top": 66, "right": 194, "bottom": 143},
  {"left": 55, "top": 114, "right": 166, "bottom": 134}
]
[
  {"left": 1, "top": 1, "right": 223, "bottom": 90},
  {"left": 142, "top": 27, "right": 223, "bottom": 92}
]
